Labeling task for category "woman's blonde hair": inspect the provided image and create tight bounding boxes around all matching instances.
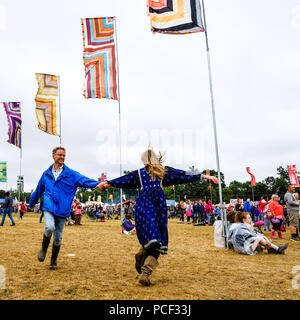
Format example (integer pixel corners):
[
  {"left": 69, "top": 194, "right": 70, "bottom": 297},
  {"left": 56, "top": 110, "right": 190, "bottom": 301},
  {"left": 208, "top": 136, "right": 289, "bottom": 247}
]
[
  {"left": 271, "top": 194, "right": 279, "bottom": 200},
  {"left": 143, "top": 149, "right": 166, "bottom": 181}
]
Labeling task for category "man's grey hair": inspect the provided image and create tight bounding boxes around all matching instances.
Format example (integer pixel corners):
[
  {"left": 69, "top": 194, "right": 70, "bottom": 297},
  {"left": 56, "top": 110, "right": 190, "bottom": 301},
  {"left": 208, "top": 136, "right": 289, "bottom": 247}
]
[{"left": 52, "top": 147, "right": 66, "bottom": 156}]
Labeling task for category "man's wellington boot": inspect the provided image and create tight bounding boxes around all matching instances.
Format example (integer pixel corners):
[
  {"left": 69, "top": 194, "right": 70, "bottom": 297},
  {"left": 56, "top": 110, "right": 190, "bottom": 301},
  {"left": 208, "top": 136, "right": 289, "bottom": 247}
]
[
  {"left": 38, "top": 234, "right": 52, "bottom": 262},
  {"left": 135, "top": 247, "right": 147, "bottom": 274},
  {"left": 49, "top": 244, "right": 61, "bottom": 270},
  {"left": 139, "top": 255, "right": 159, "bottom": 286}
]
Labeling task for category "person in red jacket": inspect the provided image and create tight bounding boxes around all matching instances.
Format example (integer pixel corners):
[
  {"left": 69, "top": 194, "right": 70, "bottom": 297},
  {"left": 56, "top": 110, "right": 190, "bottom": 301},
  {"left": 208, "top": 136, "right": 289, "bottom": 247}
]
[
  {"left": 258, "top": 196, "right": 270, "bottom": 221},
  {"left": 19, "top": 202, "right": 27, "bottom": 219}
]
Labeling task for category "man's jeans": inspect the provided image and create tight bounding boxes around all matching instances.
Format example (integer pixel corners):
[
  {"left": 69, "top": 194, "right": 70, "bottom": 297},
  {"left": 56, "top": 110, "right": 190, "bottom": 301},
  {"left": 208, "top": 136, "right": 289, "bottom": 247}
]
[
  {"left": 1, "top": 207, "right": 15, "bottom": 225},
  {"left": 44, "top": 211, "right": 66, "bottom": 246}
]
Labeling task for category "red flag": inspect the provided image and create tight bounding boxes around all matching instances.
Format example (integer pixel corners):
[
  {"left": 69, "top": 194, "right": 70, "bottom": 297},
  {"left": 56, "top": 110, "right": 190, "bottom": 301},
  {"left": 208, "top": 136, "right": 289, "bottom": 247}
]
[
  {"left": 288, "top": 165, "right": 299, "bottom": 187},
  {"left": 246, "top": 167, "right": 256, "bottom": 187},
  {"left": 101, "top": 172, "right": 107, "bottom": 182}
]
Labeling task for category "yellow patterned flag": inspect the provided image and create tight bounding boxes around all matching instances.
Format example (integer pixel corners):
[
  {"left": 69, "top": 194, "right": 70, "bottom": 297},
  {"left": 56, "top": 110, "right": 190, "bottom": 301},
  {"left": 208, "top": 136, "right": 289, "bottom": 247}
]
[
  {"left": 0, "top": 162, "right": 7, "bottom": 182},
  {"left": 35, "top": 73, "right": 59, "bottom": 136}
]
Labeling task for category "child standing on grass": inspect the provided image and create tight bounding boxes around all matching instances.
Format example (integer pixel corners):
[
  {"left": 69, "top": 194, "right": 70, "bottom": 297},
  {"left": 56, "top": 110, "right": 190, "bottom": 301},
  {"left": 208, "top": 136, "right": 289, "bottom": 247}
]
[
  {"left": 263, "top": 204, "right": 272, "bottom": 232},
  {"left": 100, "top": 148, "right": 218, "bottom": 286}
]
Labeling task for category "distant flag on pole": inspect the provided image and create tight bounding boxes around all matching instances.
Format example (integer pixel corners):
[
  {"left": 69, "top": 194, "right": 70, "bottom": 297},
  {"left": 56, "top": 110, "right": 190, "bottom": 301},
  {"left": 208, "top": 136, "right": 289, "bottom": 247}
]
[
  {"left": 246, "top": 167, "right": 256, "bottom": 187},
  {"left": 147, "top": 0, "right": 205, "bottom": 34},
  {"left": 288, "top": 165, "right": 299, "bottom": 187},
  {"left": 81, "top": 17, "right": 118, "bottom": 100},
  {"left": 35, "top": 73, "right": 59, "bottom": 136},
  {"left": 101, "top": 172, "right": 107, "bottom": 182},
  {"left": 2, "top": 102, "right": 22, "bottom": 148}
]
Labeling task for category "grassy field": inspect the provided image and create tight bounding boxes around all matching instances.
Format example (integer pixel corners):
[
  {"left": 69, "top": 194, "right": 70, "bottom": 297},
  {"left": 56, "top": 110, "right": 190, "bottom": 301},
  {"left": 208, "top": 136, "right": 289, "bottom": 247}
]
[{"left": 0, "top": 212, "right": 300, "bottom": 300}]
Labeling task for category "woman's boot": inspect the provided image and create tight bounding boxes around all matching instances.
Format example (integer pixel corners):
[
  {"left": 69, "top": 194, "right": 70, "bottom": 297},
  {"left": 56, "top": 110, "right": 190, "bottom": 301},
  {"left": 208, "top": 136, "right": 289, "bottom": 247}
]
[
  {"left": 139, "top": 255, "right": 159, "bottom": 286},
  {"left": 38, "top": 234, "right": 52, "bottom": 262},
  {"left": 50, "top": 244, "right": 61, "bottom": 270},
  {"left": 271, "top": 231, "right": 276, "bottom": 239},
  {"left": 135, "top": 247, "right": 147, "bottom": 274}
]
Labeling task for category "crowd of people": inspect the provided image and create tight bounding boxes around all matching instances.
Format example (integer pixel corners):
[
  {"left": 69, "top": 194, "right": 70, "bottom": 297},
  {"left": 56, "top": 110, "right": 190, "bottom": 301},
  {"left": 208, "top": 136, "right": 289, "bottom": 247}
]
[
  {"left": 1, "top": 170, "right": 298, "bottom": 274},
  {"left": 168, "top": 199, "right": 221, "bottom": 225}
]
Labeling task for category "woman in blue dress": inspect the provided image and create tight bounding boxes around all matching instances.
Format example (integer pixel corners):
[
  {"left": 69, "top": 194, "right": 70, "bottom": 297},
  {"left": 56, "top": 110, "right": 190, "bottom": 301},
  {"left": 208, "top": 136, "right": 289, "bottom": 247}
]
[{"left": 101, "top": 149, "right": 218, "bottom": 286}]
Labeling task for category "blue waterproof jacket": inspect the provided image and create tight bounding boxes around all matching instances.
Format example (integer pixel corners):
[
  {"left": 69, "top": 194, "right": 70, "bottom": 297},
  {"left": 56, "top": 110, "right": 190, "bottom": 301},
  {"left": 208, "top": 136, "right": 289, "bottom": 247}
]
[
  {"left": 29, "top": 164, "right": 99, "bottom": 218},
  {"left": 243, "top": 201, "right": 252, "bottom": 213}
]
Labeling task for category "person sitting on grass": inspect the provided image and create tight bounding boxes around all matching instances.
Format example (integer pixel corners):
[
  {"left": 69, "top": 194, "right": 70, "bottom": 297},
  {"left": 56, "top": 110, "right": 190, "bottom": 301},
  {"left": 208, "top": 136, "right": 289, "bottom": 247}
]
[
  {"left": 122, "top": 213, "right": 136, "bottom": 235},
  {"left": 98, "top": 211, "right": 105, "bottom": 222},
  {"left": 231, "top": 211, "right": 288, "bottom": 255}
]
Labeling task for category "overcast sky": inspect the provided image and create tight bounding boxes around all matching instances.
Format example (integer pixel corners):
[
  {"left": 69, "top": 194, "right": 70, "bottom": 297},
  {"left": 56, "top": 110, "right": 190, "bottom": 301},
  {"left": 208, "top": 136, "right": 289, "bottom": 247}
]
[{"left": 0, "top": 0, "right": 300, "bottom": 192}]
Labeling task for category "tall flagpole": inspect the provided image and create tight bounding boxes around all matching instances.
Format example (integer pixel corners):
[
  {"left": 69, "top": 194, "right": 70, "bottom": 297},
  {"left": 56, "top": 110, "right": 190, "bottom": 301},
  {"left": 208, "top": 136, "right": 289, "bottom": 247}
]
[
  {"left": 114, "top": 16, "right": 124, "bottom": 225},
  {"left": 201, "top": 0, "right": 228, "bottom": 248},
  {"left": 18, "top": 147, "right": 22, "bottom": 202},
  {"left": 58, "top": 75, "right": 62, "bottom": 146},
  {"left": 18, "top": 102, "right": 22, "bottom": 203}
]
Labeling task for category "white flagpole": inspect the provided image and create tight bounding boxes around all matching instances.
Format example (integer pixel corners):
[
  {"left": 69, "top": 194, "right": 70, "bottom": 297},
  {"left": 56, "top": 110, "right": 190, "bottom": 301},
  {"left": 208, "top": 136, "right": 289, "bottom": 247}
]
[
  {"left": 114, "top": 16, "right": 124, "bottom": 225},
  {"left": 18, "top": 147, "right": 22, "bottom": 202},
  {"left": 18, "top": 102, "right": 22, "bottom": 203},
  {"left": 201, "top": 0, "right": 228, "bottom": 248},
  {"left": 58, "top": 75, "right": 62, "bottom": 146}
]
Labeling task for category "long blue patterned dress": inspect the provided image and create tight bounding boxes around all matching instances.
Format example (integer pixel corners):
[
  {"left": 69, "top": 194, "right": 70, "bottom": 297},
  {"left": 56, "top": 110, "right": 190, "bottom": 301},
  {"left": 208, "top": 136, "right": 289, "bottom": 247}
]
[{"left": 108, "top": 166, "right": 203, "bottom": 254}]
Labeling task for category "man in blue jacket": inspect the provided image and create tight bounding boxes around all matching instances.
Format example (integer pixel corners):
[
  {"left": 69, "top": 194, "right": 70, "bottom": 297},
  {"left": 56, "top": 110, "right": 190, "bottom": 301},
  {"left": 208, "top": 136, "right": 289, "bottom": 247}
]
[
  {"left": 244, "top": 198, "right": 252, "bottom": 215},
  {"left": 29, "top": 147, "right": 102, "bottom": 270}
]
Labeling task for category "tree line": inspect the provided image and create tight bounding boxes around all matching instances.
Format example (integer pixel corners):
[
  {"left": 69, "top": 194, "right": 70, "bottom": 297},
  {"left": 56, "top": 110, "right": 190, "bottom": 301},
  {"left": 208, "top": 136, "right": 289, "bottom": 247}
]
[{"left": 0, "top": 166, "right": 293, "bottom": 204}]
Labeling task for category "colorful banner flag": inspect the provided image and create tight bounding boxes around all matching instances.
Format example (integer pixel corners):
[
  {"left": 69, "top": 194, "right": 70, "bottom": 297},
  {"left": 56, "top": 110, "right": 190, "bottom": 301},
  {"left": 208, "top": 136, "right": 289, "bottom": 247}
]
[
  {"left": 0, "top": 162, "right": 7, "bottom": 182},
  {"left": 101, "top": 172, "right": 107, "bottom": 182},
  {"left": 35, "top": 73, "right": 59, "bottom": 136},
  {"left": 147, "top": 0, "right": 205, "bottom": 34},
  {"left": 288, "top": 165, "right": 299, "bottom": 187},
  {"left": 81, "top": 17, "right": 118, "bottom": 100},
  {"left": 246, "top": 167, "right": 256, "bottom": 187},
  {"left": 2, "top": 102, "right": 22, "bottom": 148}
]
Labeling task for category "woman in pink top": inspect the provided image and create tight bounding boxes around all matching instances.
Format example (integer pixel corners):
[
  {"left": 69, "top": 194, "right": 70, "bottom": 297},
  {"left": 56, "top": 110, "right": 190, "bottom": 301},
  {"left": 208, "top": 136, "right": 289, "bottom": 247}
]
[
  {"left": 186, "top": 200, "right": 192, "bottom": 224},
  {"left": 74, "top": 203, "right": 82, "bottom": 225},
  {"left": 205, "top": 200, "right": 214, "bottom": 225}
]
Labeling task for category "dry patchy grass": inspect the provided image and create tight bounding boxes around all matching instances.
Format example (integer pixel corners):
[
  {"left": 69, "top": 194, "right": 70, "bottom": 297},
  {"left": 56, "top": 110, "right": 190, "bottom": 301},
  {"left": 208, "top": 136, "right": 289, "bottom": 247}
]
[{"left": 0, "top": 213, "right": 300, "bottom": 300}]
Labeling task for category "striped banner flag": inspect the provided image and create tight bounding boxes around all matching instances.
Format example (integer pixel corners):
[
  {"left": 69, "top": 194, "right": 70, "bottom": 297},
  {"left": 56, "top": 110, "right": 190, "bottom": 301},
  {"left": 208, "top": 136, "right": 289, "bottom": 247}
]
[
  {"left": 35, "top": 73, "right": 59, "bottom": 136},
  {"left": 288, "top": 165, "right": 299, "bottom": 187},
  {"left": 246, "top": 167, "right": 256, "bottom": 187},
  {"left": 147, "top": 0, "right": 205, "bottom": 34},
  {"left": 81, "top": 17, "right": 118, "bottom": 100},
  {"left": 2, "top": 102, "right": 22, "bottom": 148}
]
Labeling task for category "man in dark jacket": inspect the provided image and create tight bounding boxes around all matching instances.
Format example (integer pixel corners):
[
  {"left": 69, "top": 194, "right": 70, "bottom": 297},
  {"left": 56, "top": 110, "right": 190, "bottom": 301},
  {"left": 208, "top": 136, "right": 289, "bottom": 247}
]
[
  {"left": 29, "top": 147, "right": 102, "bottom": 269},
  {"left": 0, "top": 191, "right": 15, "bottom": 226},
  {"left": 197, "top": 200, "right": 205, "bottom": 222}
]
